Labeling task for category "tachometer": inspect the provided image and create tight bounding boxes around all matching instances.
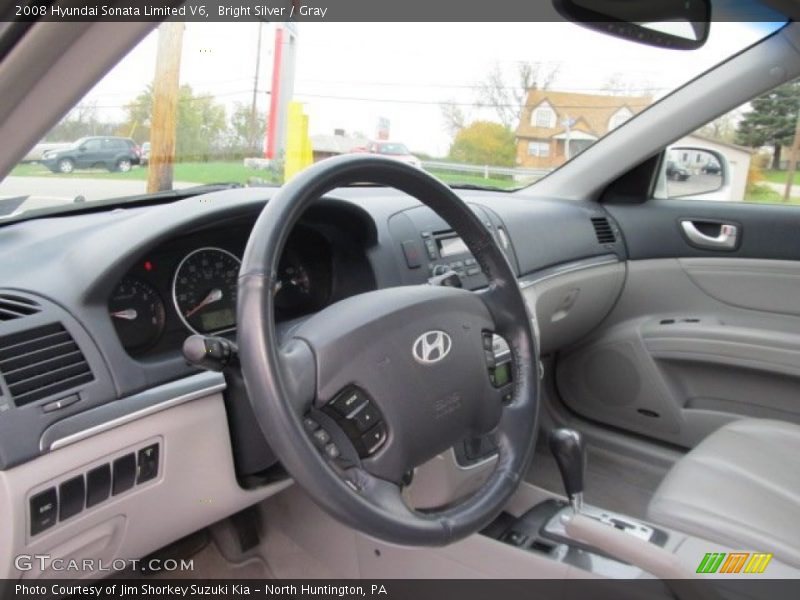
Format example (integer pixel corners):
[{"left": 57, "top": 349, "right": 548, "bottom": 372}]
[
  {"left": 109, "top": 277, "right": 166, "bottom": 353},
  {"left": 173, "top": 247, "right": 241, "bottom": 334}
]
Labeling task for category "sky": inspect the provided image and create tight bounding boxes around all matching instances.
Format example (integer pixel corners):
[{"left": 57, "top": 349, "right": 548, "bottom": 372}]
[{"left": 78, "top": 21, "right": 781, "bottom": 157}]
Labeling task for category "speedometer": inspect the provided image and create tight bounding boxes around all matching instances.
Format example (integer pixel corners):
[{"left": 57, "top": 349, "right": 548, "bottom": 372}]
[{"left": 172, "top": 247, "right": 241, "bottom": 335}]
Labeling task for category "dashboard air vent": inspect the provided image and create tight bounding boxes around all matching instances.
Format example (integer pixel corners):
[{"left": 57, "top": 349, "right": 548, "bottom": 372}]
[
  {"left": 0, "top": 294, "right": 40, "bottom": 322},
  {"left": 0, "top": 323, "right": 93, "bottom": 407},
  {"left": 591, "top": 217, "right": 616, "bottom": 244}
]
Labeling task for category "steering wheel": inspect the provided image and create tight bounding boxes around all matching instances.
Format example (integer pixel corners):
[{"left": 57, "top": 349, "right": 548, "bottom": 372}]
[{"left": 237, "top": 154, "right": 539, "bottom": 546}]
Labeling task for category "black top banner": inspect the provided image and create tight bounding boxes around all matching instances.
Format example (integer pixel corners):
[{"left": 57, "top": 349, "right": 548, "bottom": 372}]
[{"left": 3, "top": 0, "right": 789, "bottom": 22}]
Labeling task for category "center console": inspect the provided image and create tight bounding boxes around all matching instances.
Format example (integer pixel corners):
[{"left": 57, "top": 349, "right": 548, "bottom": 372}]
[{"left": 387, "top": 203, "right": 519, "bottom": 290}]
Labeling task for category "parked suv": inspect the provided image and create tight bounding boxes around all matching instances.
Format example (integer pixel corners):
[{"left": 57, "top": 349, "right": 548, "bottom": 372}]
[{"left": 40, "top": 136, "right": 141, "bottom": 174}]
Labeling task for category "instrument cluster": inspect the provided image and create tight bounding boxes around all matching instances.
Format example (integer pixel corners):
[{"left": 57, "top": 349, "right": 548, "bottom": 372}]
[{"left": 108, "top": 224, "right": 334, "bottom": 357}]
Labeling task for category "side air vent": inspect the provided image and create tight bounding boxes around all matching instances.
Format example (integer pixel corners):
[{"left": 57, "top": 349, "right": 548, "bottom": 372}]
[
  {"left": 0, "top": 294, "right": 41, "bottom": 322},
  {"left": 0, "top": 323, "right": 93, "bottom": 407},
  {"left": 591, "top": 217, "right": 616, "bottom": 244}
]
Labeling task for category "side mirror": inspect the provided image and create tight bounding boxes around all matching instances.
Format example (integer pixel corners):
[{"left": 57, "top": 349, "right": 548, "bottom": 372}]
[
  {"left": 78, "top": 146, "right": 87, "bottom": 152},
  {"left": 659, "top": 147, "right": 730, "bottom": 200},
  {"left": 553, "top": 0, "right": 710, "bottom": 50}
]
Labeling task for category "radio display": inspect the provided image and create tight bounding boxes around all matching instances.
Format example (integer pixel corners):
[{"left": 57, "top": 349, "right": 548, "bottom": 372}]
[{"left": 438, "top": 236, "right": 469, "bottom": 257}]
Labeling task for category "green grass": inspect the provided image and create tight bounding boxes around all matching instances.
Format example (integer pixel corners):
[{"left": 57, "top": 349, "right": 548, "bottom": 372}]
[
  {"left": 763, "top": 170, "right": 800, "bottom": 185},
  {"left": 12, "top": 161, "right": 281, "bottom": 185},
  {"left": 12, "top": 161, "right": 533, "bottom": 191},
  {"left": 744, "top": 183, "right": 800, "bottom": 205}
]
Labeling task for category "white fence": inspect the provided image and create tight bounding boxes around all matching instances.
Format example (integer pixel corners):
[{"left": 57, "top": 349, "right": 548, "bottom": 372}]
[{"left": 421, "top": 160, "right": 551, "bottom": 182}]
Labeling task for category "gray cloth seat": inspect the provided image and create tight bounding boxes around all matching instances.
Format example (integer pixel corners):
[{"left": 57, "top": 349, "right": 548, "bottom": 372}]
[{"left": 647, "top": 419, "right": 800, "bottom": 569}]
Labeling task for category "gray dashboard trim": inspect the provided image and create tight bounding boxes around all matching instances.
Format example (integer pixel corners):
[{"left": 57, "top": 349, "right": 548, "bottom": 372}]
[
  {"left": 40, "top": 370, "right": 226, "bottom": 452},
  {"left": 518, "top": 254, "right": 619, "bottom": 289}
]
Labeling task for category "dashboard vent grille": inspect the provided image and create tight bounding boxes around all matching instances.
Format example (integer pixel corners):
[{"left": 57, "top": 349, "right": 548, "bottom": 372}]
[
  {"left": 591, "top": 217, "right": 616, "bottom": 244},
  {"left": 0, "top": 323, "right": 93, "bottom": 407},
  {"left": 0, "top": 294, "right": 41, "bottom": 322}
]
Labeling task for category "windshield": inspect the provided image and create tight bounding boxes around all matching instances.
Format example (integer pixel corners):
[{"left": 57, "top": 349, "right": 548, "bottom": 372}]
[{"left": 0, "top": 20, "right": 784, "bottom": 217}]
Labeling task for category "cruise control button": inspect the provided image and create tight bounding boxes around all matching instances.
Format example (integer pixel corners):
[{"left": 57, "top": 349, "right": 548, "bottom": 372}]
[
  {"left": 303, "top": 417, "right": 319, "bottom": 432},
  {"left": 351, "top": 402, "right": 381, "bottom": 433},
  {"left": 30, "top": 488, "right": 58, "bottom": 536},
  {"left": 361, "top": 423, "right": 387, "bottom": 455},
  {"left": 328, "top": 388, "right": 368, "bottom": 417}
]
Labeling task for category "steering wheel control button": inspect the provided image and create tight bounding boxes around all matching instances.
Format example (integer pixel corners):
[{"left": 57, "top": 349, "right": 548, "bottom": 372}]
[
  {"left": 58, "top": 475, "right": 85, "bottom": 522},
  {"left": 303, "top": 416, "right": 320, "bottom": 432},
  {"left": 328, "top": 387, "right": 368, "bottom": 417},
  {"left": 324, "top": 443, "right": 341, "bottom": 460},
  {"left": 136, "top": 444, "right": 159, "bottom": 484},
  {"left": 112, "top": 453, "right": 136, "bottom": 496},
  {"left": 29, "top": 488, "right": 58, "bottom": 536},
  {"left": 361, "top": 423, "right": 388, "bottom": 455},
  {"left": 86, "top": 464, "right": 111, "bottom": 508},
  {"left": 351, "top": 402, "right": 381, "bottom": 433},
  {"left": 312, "top": 428, "right": 331, "bottom": 446}
]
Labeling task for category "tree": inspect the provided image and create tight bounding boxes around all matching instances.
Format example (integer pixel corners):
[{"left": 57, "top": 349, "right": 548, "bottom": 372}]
[
  {"left": 440, "top": 99, "right": 468, "bottom": 137},
  {"left": 477, "top": 62, "right": 560, "bottom": 130},
  {"left": 123, "top": 84, "right": 227, "bottom": 161},
  {"left": 448, "top": 121, "right": 516, "bottom": 167},
  {"left": 696, "top": 111, "right": 739, "bottom": 144},
  {"left": 45, "top": 102, "right": 118, "bottom": 142},
  {"left": 227, "top": 102, "right": 267, "bottom": 154},
  {"left": 736, "top": 80, "right": 800, "bottom": 170}
]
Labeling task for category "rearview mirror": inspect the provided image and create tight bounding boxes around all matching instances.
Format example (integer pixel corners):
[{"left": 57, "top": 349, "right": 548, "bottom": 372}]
[{"left": 553, "top": 0, "right": 710, "bottom": 50}]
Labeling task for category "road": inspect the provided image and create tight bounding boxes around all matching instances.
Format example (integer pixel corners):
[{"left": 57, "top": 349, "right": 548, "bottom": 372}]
[
  {"left": 0, "top": 176, "right": 200, "bottom": 210},
  {"left": 666, "top": 173, "right": 724, "bottom": 197}
]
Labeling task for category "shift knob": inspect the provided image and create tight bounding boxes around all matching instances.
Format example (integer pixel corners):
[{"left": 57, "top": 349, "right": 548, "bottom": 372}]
[{"left": 549, "top": 428, "right": 586, "bottom": 513}]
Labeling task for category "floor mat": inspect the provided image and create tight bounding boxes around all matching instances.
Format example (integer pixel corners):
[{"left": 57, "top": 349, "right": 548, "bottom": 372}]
[
  {"left": 118, "top": 537, "right": 271, "bottom": 580},
  {"left": 526, "top": 437, "right": 666, "bottom": 520}
]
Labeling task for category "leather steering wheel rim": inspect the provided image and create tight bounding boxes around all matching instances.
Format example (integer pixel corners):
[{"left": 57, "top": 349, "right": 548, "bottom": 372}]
[{"left": 238, "top": 154, "right": 539, "bottom": 546}]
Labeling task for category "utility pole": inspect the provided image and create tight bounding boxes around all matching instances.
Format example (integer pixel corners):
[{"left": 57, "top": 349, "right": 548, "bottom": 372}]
[
  {"left": 147, "top": 22, "right": 184, "bottom": 194},
  {"left": 783, "top": 112, "right": 800, "bottom": 202},
  {"left": 250, "top": 22, "right": 263, "bottom": 152}
]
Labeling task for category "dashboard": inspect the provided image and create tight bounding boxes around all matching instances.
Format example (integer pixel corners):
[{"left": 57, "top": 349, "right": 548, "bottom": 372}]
[{"left": 0, "top": 186, "right": 625, "bottom": 472}]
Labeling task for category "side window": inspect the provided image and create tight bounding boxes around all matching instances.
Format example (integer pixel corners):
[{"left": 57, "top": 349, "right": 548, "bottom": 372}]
[
  {"left": 82, "top": 139, "right": 101, "bottom": 152},
  {"left": 663, "top": 76, "right": 800, "bottom": 204}
]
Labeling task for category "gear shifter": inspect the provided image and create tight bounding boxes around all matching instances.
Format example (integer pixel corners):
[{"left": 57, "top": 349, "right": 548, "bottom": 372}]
[{"left": 549, "top": 428, "right": 586, "bottom": 513}]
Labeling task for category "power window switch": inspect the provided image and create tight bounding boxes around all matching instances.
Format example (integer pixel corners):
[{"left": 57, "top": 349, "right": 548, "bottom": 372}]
[{"left": 30, "top": 488, "right": 58, "bottom": 536}]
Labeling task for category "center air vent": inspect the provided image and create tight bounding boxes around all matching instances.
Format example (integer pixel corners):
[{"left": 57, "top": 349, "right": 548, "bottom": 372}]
[
  {"left": 591, "top": 217, "right": 616, "bottom": 244},
  {"left": 0, "top": 323, "right": 93, "bottom": 407},
  {"left": 0, "top": 294, "right": 41, "bottom": 322}
]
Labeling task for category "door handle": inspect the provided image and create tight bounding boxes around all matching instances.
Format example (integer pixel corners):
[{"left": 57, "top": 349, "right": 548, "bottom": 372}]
[{"left": 680, "top": 220, "right": 738, "bottom": 250}]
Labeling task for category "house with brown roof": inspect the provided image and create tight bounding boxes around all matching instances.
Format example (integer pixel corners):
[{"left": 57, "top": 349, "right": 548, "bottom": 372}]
[{"left": 515, "top": 90, "right": 652, "bottom": 169}]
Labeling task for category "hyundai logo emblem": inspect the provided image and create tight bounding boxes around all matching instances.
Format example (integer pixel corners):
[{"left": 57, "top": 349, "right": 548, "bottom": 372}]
[{"left": 412, "top": 330, "right": 452, "bottom": 364}]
